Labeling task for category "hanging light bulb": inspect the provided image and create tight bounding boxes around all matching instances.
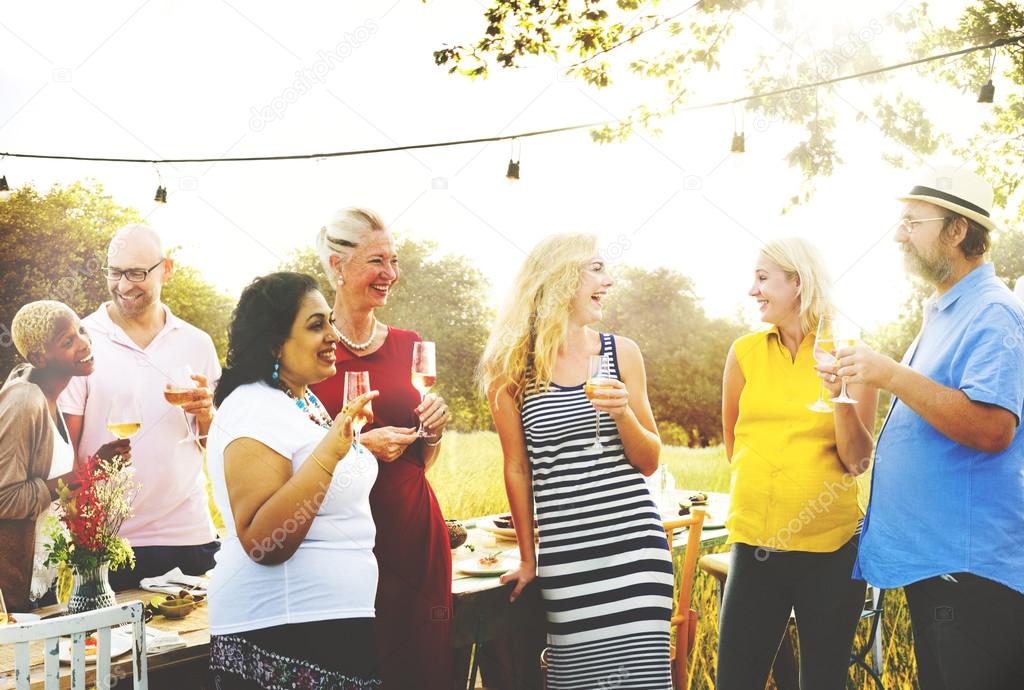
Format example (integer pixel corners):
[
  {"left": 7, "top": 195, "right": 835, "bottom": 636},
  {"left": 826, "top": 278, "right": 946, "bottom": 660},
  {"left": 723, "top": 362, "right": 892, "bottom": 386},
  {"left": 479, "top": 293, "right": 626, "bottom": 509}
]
[
  {"left": 978, "top": 49, "right": 996, "bottom": 103},
  {"left": 977, "top": 80, "right": 995, "bottom": 103},
  {"left": 0, "top": 175, "right": 11, "bottom": 201},
  {"left": 154, "top": 185, "right": 167, "bottom": 203},
  {"left": 506, "top": 137, "right": 521, "bottom": 180},
  {"left": 731, "top": 104, "right": 746, "bottom": 153}
]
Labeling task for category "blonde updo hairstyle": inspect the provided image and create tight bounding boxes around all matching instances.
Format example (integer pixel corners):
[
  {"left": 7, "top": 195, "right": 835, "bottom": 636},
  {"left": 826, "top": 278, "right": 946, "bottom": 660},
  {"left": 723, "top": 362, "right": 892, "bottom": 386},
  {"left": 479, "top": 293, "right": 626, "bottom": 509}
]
[{"left": 316, "top": 208, "right": 389, "bottom": 286}]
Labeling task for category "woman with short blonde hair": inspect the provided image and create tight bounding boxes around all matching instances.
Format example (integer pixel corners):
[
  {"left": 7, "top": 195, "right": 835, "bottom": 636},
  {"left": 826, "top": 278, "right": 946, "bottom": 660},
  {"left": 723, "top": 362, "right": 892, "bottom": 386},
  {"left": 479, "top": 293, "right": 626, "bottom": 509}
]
[{"left": 717, "top": 236, "right": 877, "bottom": 689}]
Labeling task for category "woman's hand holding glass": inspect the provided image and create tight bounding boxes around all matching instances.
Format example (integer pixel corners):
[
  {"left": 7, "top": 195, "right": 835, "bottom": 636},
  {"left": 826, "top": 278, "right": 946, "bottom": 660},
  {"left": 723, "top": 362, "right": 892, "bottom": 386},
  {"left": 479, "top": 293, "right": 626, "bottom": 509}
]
[
  {"left": 318, "top": 390, "right": 379, "bottom": 464},
  {"left": 416, "top": 392, "right": 451, "bottom": 442},
  {"left": 586, "top": 377, "right": 630, "bottom": 419}
]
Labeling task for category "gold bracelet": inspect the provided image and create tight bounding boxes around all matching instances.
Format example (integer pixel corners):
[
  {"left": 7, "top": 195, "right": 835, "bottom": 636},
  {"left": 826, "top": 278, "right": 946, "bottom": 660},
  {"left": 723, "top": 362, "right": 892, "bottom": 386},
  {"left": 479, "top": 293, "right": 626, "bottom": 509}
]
[{"left": 310, "top": 452, "right": 333, "bottom": 476}]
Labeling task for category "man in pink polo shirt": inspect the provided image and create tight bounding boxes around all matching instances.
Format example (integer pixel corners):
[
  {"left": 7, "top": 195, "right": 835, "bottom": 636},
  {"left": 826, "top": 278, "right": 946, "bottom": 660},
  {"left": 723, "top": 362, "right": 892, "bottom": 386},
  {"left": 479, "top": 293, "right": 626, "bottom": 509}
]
[{"left": 61, "top": 224, "right": 220, "bottom": 590}]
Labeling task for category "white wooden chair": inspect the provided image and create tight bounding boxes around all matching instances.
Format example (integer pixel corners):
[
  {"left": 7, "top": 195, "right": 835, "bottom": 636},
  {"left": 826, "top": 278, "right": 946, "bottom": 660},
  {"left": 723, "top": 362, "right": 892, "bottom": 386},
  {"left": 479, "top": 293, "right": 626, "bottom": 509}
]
[{"left": 0, "top": 601, "right": 148, "bottom": 690}]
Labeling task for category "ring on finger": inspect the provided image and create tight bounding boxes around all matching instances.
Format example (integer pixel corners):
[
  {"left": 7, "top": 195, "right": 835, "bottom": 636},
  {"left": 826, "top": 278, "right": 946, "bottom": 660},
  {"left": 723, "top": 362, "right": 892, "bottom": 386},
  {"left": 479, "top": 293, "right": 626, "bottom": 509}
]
[{"left": 829, "top": 373, "right": 837, "bottom": 383}]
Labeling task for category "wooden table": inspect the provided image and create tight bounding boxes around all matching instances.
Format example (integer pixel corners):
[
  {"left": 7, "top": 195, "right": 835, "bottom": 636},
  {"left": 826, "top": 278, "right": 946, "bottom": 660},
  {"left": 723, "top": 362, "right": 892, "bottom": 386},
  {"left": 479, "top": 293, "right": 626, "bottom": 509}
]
[{"left": 1, "top": 489, "right": 729, "bottom": 690}]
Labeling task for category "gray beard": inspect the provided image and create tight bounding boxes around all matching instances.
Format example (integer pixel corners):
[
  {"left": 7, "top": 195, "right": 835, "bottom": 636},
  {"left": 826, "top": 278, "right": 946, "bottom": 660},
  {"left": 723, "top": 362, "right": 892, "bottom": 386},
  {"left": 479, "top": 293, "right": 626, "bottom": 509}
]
[{"left": 903, "top": 246, "right": 954, "bottom": 285}]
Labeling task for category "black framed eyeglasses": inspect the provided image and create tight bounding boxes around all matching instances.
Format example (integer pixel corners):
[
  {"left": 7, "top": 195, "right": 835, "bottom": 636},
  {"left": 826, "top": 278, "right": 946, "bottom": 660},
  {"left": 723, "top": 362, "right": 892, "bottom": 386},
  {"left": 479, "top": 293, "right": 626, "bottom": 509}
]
[{"left": 100, "top": 259, "right": 164, "bottom": 282}]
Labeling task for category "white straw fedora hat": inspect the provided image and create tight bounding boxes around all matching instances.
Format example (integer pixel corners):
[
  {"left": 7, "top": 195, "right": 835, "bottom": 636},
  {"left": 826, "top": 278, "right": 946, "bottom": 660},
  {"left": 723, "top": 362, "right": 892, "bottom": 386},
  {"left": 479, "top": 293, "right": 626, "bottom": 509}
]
[{"left": 897, "top": 164, "right": 997, "bottom": 233}]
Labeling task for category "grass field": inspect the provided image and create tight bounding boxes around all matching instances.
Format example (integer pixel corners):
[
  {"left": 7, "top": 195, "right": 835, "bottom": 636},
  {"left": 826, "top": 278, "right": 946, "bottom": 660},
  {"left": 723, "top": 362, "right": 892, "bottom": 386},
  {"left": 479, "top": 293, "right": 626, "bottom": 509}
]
[{"left": 426, "top": 431, "right": 919, "bottom": 690}]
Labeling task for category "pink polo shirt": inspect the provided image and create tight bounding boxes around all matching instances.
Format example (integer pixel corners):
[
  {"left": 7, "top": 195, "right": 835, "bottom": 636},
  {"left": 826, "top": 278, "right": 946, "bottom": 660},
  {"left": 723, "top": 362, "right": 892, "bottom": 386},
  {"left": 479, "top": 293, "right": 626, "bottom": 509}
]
[{"left": 60, "top": 303, "right": 220, "bottom": 547}]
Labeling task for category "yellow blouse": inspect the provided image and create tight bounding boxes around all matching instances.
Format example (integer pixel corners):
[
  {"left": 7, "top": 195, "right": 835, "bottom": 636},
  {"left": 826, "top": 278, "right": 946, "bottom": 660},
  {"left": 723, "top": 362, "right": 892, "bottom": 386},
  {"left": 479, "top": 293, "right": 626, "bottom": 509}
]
[{"left": 727, "top": 327, "right": 862, "bottom": 553}]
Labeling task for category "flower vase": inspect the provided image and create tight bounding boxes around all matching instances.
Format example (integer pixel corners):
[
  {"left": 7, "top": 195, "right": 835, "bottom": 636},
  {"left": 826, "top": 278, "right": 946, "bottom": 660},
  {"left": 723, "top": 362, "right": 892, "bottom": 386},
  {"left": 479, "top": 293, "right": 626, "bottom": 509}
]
[{"left": 68, "top": 564, "right": 117, "bottom": 614}]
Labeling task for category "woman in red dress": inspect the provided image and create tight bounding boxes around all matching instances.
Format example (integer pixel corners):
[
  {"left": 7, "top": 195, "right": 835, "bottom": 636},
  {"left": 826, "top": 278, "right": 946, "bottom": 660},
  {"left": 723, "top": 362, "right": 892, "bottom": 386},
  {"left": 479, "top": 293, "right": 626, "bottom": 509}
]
[{"left": 310, "top": 208, "right": 453, "bottom": 690}]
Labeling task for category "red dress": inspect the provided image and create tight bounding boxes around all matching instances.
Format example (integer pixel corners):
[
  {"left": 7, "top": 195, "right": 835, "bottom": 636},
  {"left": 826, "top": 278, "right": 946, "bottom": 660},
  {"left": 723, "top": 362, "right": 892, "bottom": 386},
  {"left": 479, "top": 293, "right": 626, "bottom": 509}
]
[{"left": 311, "top": 327, "right": 453, "bottom": 690}]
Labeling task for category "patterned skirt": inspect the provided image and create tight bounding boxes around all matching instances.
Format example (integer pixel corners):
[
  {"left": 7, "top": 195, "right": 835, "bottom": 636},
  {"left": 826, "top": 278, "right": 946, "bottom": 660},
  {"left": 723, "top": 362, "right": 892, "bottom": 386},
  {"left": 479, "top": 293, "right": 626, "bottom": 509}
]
[{"left": 209, "top": 618, "right": 382, "bottom": 690}]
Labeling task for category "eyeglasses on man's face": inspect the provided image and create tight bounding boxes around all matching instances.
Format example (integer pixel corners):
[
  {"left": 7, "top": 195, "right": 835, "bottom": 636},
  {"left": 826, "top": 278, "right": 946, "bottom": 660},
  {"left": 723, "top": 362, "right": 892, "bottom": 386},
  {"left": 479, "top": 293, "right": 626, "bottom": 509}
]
[
  {"left": 100, "top": 259, "right": 164, "bottom": 282},
  {"left": 897, "top": 217, "right": 948, "bottom": 235}
]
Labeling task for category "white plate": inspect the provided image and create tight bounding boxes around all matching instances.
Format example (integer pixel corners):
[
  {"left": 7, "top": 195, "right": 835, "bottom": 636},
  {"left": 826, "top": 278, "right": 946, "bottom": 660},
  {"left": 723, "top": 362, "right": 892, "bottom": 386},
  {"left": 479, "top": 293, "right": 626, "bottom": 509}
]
[
  {"left": 455, "top": 556, "right": 518, "bottom": 577},
  {"left": 477, "top": 518, "right": 517, "bottom": 540},
  {"left": 8, "top": 613, "right": 41, "bottom": 624},
  {"left": 58, "top": 634, "right": 132, "bottom": 665}
]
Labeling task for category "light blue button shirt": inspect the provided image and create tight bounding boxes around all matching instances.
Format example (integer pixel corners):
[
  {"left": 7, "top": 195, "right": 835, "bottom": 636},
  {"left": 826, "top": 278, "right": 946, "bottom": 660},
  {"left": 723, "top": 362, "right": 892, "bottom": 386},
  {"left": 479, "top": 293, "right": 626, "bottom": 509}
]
[{"left": 855, "top": 263, "right": 1024, "bottom": 593}]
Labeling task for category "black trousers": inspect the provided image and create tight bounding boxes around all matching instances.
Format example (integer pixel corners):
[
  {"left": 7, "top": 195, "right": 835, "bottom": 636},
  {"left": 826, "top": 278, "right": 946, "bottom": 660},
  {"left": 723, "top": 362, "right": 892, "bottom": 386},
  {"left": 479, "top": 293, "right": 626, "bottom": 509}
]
[
  {"left": 108, "top": 540, "right": 220, "bottom": 591},
  {"left": 904, "top": 572, "right": 1024, "bottom": 690},
  {"left": 716, "top": 537, "right": 866, "bottom": 690}
]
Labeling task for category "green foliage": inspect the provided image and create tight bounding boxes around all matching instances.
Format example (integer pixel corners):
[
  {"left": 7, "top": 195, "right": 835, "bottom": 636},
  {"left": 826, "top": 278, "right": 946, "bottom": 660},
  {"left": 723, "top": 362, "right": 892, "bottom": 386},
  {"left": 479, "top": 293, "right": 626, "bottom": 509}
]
[
  {"left": 600, "top": 266, "right": 746, "bottom": 446},
  {"left": 278, "top": 239, "right": 494, "bottom": 432},
  {"left": 435, "top": 0, "right": 1023, "bottom": 212},
  {"left": 0, "top": 181, "right": 235, "bottom": 379}
]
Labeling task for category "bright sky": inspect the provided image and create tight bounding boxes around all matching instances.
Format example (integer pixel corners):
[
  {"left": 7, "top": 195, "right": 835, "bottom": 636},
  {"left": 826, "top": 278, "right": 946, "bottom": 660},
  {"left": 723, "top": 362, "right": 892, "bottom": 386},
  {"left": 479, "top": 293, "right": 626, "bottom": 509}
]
[{"left": 0, "top": 0, "right": 994, "bottom": 333}]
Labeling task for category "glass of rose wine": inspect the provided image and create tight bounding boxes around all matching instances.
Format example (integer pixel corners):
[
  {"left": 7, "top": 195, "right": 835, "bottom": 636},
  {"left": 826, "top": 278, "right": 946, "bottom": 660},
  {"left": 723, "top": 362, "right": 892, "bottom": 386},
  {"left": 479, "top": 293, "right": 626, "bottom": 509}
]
[
  {"left": 411, "top": 341, "right": 436, "bottom": 437},
  {"left": 343, "top": 371, "right": 373, "bottom": 446},
  {"left": 585, "top": 354, "right": 614, "bottom": 451},
  {"left": 165, "top": 365, "right": 202, "bottom": 445},
  {"left": 106, "top": 392, "right": 142, "bottom": 440}
]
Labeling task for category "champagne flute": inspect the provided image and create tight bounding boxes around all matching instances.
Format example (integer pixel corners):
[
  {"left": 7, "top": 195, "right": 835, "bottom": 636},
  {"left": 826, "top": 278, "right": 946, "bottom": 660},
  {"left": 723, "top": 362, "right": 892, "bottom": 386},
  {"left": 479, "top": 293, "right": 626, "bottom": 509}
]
[
  {"left": 411, "top": 341, "right": 436, "bottom": 437},
  {"left": 165, "top": 365, "right": 201, "bottom": 445},
  {"left": 831, "top": 315, "right": 861, "bottom": 404},
  {"left": 107, "top": 392, "right": 142, "bottom": 440},
  {"left": 343, "top": 371, "right": 374, "bottom": 446},
  {"left": 809, "top": 314, "right": 836, "bottom": 413},
  {"left": 584, "top": 354, "right": 613, "bottom": 451}
]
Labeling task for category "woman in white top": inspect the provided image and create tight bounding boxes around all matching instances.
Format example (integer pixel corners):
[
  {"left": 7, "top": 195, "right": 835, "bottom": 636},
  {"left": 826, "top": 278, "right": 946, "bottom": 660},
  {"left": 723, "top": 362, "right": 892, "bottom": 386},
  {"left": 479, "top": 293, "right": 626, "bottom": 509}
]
[
  {"left": 0, "top": 301, "right": 129, "bottom": 610},
  {"left": 207, "top": 272, "right": 380, "bottom": 689}
]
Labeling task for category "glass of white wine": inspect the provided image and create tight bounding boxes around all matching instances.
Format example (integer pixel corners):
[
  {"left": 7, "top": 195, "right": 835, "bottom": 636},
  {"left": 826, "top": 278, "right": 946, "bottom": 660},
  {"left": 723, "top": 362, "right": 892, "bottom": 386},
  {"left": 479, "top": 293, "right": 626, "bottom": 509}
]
[
  {"left": 165, "top": 365, "right": 202, "bottom": 445},
  {"left": 809, "top": 314, "right": 836, "bottom": 413},
  {"left": 411, "top": 341, "right": 436, "bottom": 437},
  {"left": 831, "top": 315, "right": 861, "bottom": 404},
  {"left": 343, "top": 371, "right": 373, "bottom": 446},
  {"left": 584, "top": 354, "right": 614, "bottom": 451},
  {"left": 107, "top": 392, "right": 142, "bottom": 440}
]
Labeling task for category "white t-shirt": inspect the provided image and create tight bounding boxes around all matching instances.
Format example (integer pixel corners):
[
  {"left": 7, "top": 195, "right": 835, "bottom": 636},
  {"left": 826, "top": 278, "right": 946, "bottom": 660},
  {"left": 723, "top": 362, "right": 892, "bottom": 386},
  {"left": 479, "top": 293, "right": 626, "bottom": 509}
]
[{"left": 205, "top": 381, "right": 378, "bottom": 635}]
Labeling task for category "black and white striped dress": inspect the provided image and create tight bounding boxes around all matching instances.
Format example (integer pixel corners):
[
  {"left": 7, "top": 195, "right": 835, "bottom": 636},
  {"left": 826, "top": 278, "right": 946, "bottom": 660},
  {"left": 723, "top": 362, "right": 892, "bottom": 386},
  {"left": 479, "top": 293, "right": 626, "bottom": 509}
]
[{"left": 522, "top": 333, "right": 674, "bottom": 690}]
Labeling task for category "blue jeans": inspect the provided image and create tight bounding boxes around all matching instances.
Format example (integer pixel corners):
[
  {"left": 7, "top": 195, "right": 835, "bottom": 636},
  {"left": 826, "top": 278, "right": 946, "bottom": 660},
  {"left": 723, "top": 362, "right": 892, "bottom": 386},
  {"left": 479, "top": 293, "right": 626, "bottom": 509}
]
[{"left": 109, "top": 541, "right": 220, "bottom": 591}]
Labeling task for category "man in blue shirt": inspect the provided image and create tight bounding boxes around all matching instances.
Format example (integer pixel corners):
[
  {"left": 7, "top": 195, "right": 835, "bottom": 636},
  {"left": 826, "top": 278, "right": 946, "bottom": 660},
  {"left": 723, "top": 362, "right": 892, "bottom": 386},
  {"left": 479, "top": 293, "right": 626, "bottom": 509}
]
[{"left": 832, "top": 165, "right": 1024, "bottom": 689}]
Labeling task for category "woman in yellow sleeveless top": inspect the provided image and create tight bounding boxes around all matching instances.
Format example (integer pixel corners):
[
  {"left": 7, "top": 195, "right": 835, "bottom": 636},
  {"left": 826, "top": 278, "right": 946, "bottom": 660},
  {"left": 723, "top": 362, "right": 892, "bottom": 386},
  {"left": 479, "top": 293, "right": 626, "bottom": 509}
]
[{"left": 717, "top": 237, "right": 878, "bottom": 690}]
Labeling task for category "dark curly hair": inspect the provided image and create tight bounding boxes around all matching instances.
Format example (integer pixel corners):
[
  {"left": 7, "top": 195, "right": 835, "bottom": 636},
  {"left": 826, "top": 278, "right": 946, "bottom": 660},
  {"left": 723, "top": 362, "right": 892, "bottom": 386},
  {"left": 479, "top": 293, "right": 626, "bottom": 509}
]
[{"left": 214, "top": 272, "right": 320, "bottom": 407}]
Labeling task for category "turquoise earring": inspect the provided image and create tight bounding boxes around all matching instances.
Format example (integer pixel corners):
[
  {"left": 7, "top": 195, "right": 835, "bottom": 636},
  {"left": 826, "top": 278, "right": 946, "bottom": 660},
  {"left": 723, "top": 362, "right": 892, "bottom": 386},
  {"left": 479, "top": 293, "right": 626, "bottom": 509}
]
[{"left": 272, "top": 359, "right": 280, "bottom": 381}]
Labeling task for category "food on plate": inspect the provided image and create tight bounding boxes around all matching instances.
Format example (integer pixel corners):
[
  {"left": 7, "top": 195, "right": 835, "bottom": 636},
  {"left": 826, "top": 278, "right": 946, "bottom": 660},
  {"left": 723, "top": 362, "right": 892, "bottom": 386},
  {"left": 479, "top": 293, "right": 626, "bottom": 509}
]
[
  {"left": 677, "top": 504, "right": 691, "bottom": 516},
  {"left": 492, "top": 514, "right": 514, "bottom": 530},
  {"left": 478, "top": 554, "right": 501, "bottom": 568},
  {"left": 688, "top": 492, "right": 708, "bottom": 506}
]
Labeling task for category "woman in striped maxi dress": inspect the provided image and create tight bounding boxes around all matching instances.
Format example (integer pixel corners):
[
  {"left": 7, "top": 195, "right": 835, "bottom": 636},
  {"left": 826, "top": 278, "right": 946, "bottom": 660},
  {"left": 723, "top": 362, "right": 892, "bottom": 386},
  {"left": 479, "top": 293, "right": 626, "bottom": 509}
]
[{"left": 478, "top": 233, "right": 674, "bottom": 689}]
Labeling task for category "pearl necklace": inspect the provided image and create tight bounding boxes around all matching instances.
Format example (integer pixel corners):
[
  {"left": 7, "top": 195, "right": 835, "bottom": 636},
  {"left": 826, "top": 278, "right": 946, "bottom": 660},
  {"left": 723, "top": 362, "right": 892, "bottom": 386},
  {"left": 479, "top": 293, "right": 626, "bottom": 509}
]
[
  {"left": 337, "top": 316, "right": 378, "bottom": 351},
  {"left": 283, "top": 387, "right": 333, "bottom": 430}
]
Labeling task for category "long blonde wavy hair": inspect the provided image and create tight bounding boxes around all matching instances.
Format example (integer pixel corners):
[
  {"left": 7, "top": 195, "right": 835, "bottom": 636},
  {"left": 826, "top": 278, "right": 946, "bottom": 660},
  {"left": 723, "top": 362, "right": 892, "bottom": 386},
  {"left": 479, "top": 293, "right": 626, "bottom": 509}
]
[{"left": 478, "top": 233, "right": 599, "bottom": 409}]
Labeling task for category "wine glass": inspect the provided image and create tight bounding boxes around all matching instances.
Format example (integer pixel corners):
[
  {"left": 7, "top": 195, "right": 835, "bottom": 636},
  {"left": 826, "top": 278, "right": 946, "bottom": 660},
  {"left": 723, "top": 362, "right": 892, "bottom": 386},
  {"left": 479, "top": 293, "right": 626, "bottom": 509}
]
[
  {"left": 107, "top": 392, "right": 142, "bottom": 440},
  {"left": 584, "top": 354, "right": 613, "bottom": 451},
  {"left": 411, "top": 341, "right": 436, "bottom": 437},
  {"left": 343, "top": 371, "right": 374, "bottom": 446},
  {"left": 809, "top": 314, "right": 836, "bottom": 413},
  {"left": 165, "top": 365, "right": 201, "bottom": 445},
  {"left": 831, "top": 315, "right": 861, "bottom": 404}
]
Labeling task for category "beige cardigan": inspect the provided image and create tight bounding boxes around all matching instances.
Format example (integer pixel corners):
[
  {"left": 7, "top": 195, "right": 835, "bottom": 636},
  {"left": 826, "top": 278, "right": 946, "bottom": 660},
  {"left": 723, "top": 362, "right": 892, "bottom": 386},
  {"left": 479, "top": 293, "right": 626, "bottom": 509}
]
[{"left": 0, "top": 364, "right": 57, "bottom": 610}]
